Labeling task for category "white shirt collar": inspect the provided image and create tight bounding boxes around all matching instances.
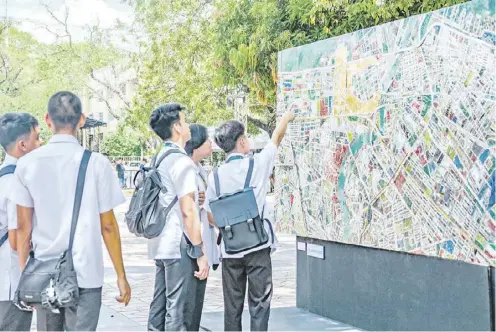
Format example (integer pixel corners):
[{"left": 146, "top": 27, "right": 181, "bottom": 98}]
[
  {"left": 2, "top": 153, "right": 17, "bottom": 166},
  {"left": 164, "top": 140, "right": 187, "bottom": 154},
  {"left": 225, "top": 153, "right": 246, "bottom": 161},
  {"left": 48, "top": 134, "right": 80, "bottom": 145}
]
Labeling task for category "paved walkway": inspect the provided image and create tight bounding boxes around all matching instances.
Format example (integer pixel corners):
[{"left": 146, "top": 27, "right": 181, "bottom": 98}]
[
  {"left": 31, "top": 195, "right": 356, "bottom": 330},
  {"left": 100, "top": 196, "right": 297, "bottom": 329}
]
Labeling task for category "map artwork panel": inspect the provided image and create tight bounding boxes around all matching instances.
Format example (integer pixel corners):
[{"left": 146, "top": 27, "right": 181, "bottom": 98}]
[{"left": 275, "top": 0, "right": 496, "bottom": 266}]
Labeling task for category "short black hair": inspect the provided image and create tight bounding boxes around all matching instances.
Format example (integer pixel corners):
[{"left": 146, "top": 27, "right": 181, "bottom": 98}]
[
  {"left": 149, "top": 103, "right": 185, "bottom": 141},
  {"left": 214, "top": 120, "right": 245, "bottom": 153},
  {"left": 185, "top": 124, "right": 208, "bottom": 156},
  {"left": 47, "top": 91, "right": 83, "bottom": 130},
  {"left": 0, "top": 112, "right": 39, "bottom": 151}
]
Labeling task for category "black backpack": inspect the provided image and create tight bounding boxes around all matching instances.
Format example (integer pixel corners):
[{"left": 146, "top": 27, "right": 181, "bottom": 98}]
[
  {"left": 125, "top": 149, "right": 185, "bottom": 239},
  {"left": 209, "top": 156, "right": 270, "bottom": 254}
]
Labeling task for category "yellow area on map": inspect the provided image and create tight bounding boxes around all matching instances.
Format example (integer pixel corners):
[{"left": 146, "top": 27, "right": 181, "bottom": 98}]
[{"left": 332, "top": 44, "right": 381, "bottom": 116}]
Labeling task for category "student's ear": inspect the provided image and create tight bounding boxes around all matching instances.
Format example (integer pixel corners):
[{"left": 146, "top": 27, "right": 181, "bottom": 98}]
[
  {"left": 45, "top": 113, "right": 52, "bottom": 130},
  {"left": 240, "top": 136, "right": 250, "bottom": 152},
  {"left": 17, "top": 137, "right": 29, "bottom": 153},
  {"left": 77, "top": 114, "right": 87, "bottom": 130}
]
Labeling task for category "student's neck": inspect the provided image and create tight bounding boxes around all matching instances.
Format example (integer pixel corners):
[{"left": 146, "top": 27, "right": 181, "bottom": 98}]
[
  {"left": 6, "top": 149, "right": 23, "bottom": 160},
  {"left": 166, "top": 137, "right": 185, "bottom": 148},
  {"left": 230, "top": 149, "right": 246, "bottom": 156},
  {"left": 53, "top": 129, "right": 77, "bottom": 137},
  {"left": 192, "top": 154, "right": 202, "bottom": 164}
]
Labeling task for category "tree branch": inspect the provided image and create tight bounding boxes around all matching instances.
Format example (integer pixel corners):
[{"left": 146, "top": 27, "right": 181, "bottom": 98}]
[
  {"left": 85, "top": 83, "right": 121, "bottom": 120},
  {"left": 89, "top": 67, "right": 131, "bottom": 109},
  {"left": 247, "top": 115, "right": 275, "bottom": 136}
]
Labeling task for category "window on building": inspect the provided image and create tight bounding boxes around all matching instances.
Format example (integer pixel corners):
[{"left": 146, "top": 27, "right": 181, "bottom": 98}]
[{"left": 98, "top": 112, "right": 104, "bottom": 121}]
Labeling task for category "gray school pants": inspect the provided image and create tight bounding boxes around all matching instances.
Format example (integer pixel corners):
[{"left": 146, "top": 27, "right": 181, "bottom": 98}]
[
  {"left": 222, "top": 248, "right": 273, "bottom": 331},
  {"left": 148, "top": 237, "right": 207, "bottom": 331},
  {"left": 35, "top": 287, "right": 102, "bottom": 331},
  {"left": 0, "top": 301, "right": 33, "bottom": 331}
]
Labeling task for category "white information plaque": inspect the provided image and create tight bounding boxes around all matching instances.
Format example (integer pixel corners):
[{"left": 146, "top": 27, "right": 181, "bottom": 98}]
[
  {"left": 306, "top": 244, "right": 325, "bottom": 259},
  {"left": 297, "top": 242, "right": 306, "bottom": 251}
]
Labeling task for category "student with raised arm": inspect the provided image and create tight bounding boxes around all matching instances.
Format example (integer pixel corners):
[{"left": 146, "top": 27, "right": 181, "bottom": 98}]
[
  {"left": 0, "top": 113, "right": 41, "bottom": 331},
  {"left": 10, "top": 91, "right": 131, "bottom": 331},
  {"left": 204, "top": 109, "right": 295, "bottom": 331},
  {"left": 147, "top": 104, "right": 209, "bottom": 331}
]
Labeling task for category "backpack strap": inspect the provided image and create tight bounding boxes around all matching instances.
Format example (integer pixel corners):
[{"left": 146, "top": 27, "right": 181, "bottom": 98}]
[
  {"left": 0, "top": 165, "right": 16, "bottom": 249},
  {"left": 0, "top": 164, "right": 16, "bottom": 178},
  {"left": 244, "top": 156, "right": 254, "bottom": 189},
  {"left": 68, "top": 150, "right": 91, "bottom": 255},
  {"left": 213, "top": 168, "right": 220, "bottom": 196},
  {"left": 214, "top": 155, "right": 254, "bottom": 196},
  {"left": 153, "top": 148, "right": 187, "bottom": 214},
  {"left": 154, "top": 149, "right": 185, "bottom": 168},
  {"left": 0, "top": 232, "right": 8, "bottom": 249}
]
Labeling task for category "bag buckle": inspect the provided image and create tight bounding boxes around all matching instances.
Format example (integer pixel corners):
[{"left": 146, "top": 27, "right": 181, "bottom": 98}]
[
  {"left": 225, "top": 225, "right": 233, "bottom": 239},
  {"left": 247, "top": 219, "right": 256, "bottom": 232}
]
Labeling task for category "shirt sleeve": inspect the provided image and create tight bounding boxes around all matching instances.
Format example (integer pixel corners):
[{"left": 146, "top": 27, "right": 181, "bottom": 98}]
[
  {"left": 9, "top": 163, "right": 34, "bottom": 208},
  {"left": 7, "top": 199, "right": 17, "bottom": 230},
  {"left": 170, "top": 156, "right": 197, "bottom": 199},
  {"left": 255, "top": 141, "right": 278, "bottom": 181},
  {"left": 204, "top": 173, "right": 216, "bottom": 213},
  {"left": 96, "top": 154, "right": 126, "bottom": 214}
]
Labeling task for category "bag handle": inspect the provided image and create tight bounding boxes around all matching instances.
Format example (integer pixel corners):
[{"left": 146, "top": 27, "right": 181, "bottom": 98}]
[{"left": 68, "top": 150, "right": 92, "bottom": 254}]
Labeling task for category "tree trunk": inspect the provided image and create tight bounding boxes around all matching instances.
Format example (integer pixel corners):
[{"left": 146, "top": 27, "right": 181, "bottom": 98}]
[{"left": 247, "top": 114, "right": 276, "bottom": 137}]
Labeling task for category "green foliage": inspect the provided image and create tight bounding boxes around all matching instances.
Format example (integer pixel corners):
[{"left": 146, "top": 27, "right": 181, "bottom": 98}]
[
  {"left": 210, "top": 0, "right": 468, "bottom": 129},
  {"left": 100, "top": 130, "right": 142, "bottom": 156},
  {"left": 127, "top": 0, "right": 232, "bottom": 142},
  {"left": 0, "top": 24, "right": 122, "bottom": 137}
]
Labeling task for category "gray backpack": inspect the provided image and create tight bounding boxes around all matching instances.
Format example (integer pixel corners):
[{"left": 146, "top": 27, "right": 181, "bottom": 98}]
[
  {"left": 125, "top": 149, "right": 185, "bottom": 239},
  {"left": 14, "top": 150, "right": 91, "bottom": 311},
  {"left": 0, "top": 165, "right": 16, "bottom": 249},
  {"left": 209, "top": 156, "right": 269, "bottom": 254}
]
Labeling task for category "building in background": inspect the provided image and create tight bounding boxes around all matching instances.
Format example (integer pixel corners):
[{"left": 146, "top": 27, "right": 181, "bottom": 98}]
[{"left": 81, "top": 64, "right": 138, "bottom": 151}]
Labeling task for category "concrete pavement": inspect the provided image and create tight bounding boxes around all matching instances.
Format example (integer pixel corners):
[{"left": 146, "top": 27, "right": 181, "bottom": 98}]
[
  {"left": 96, "top": 196, "right": 358, "bottom": 331},
  {"left": 29, "top": 195, "right": 355, "bottom": 331}
]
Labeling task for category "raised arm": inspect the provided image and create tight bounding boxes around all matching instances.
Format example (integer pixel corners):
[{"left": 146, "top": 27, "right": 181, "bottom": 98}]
[{"left": 271, "top": 108, "right": 296, "bottom": 147}]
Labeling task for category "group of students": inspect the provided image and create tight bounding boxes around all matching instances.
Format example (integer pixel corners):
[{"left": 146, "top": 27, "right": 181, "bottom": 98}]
[{"left": 0, "top": 91, "right": 295, "bottom": 331}]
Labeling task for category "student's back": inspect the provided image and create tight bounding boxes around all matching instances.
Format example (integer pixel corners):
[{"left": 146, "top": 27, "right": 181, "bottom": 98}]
[
  {"left": 204, "top": 110, "right": 295, "bottom": 332},
  {"left": 9, "top": 91, "right": 130, "bottom": 331},
  {"left": 12, "top": 135, "right": 123, "bottom": 288},
  {"left": 205, "top": 146, "right": 277, "bottom": 258}
]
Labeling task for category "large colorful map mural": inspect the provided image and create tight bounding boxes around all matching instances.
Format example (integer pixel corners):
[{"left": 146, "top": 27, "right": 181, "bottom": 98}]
[{"left": 275, "top": 0, "right": 496, "bottom": 266}]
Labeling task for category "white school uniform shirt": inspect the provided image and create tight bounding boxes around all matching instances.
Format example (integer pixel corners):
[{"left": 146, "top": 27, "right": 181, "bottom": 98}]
[
  {"left": 0, "top": 154, "right": 21, "bottom": 301},
  {"left": 9, "top": 135, "right": 125, "bottom": 289},
  {"left": 204, "top": 142, "right": 279, "bottom": 259},
  {"left": 195, "top": 163, "right": 220, "bottom": 267},
  {"left": 148, "top": 142, "right": 198, "bottom": 260}
]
